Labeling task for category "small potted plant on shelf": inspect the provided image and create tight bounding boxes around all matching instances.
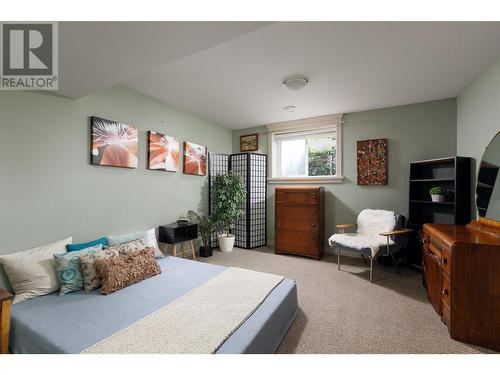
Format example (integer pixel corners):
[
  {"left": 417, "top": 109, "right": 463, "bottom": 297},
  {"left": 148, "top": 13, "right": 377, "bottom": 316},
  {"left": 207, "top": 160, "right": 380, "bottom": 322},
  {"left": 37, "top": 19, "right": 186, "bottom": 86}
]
[
  {"left": 429, "top": 186, "right": 446, "bottom": 202},
  {"left": 212, "top": 171, "right": 246, "bottom": 252},
  {"left": 187, "top": 210, "right": 218, "bottom": 258}
]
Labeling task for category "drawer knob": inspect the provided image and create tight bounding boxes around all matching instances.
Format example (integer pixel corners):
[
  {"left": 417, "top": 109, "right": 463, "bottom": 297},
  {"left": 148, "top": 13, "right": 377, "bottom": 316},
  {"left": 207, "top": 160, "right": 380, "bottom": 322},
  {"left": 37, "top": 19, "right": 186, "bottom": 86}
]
[
  {"left": 442, "top": 288, "right": 448, "bottom": 296},
  {"left": 442, "top": 258, "right": 447, "bottom": 265}
]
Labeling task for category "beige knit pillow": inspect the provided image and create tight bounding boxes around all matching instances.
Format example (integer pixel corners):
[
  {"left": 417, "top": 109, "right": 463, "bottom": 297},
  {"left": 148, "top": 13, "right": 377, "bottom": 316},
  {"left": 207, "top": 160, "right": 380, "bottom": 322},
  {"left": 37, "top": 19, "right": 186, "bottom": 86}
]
[{"left": 95, "top": 247, "right": 161, "bottom": 295}]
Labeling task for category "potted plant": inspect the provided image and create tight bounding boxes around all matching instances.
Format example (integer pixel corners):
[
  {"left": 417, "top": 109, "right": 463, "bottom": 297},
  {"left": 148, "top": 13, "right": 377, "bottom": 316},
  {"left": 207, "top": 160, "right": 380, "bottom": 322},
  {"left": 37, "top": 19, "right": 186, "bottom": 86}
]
[
  {"left": 212, "top": 172, "right": 246, "bottom": 252},
  {"left": 429, "top": 186, "right": 446, "bottom": 202},
  {"left": 187, "top": 210, "right": 218, "bottom": 257}
]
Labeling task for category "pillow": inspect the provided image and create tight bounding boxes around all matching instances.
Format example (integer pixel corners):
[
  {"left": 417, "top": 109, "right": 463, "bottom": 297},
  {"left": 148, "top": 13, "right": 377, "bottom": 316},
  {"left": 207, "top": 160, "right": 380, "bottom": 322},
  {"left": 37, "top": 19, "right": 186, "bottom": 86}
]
[
  {"left": 66, "top": 237, "right": 108, "bottom": 252},
  {"left": 0, "top": 237, "right": 72, "bottom": 304},
  {"left": 107, "top": 228, "right": 163, "bottom": 257},
  {"left": 144, "top": 228, "right": 163, "bottom": 257},
  {"left": 114, "top": 238, "right": 146, "bottom": 255},
  {"left": 53, "top": 244, "right": 102, "bottom": 295},
  {"left": 80, "top": 248, "right": 119, "bottom": 292},
  {"left": 95, "top": 247, "right": 161, "bottom": 295}
]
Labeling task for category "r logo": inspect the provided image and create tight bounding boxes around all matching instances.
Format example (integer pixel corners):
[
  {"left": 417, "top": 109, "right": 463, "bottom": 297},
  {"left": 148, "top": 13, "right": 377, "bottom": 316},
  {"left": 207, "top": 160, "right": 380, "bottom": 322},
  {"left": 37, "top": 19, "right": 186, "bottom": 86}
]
[{"left": 2, "top": 23, "right": 53, "bottom": 75}]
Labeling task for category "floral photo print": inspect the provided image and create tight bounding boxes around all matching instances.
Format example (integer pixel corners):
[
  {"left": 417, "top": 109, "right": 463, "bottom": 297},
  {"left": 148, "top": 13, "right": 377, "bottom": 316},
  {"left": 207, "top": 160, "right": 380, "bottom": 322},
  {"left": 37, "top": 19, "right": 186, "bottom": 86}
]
[
  {"left": 183, "top": 141, "right": 207, "bottom": 176},
  {"left": 147, "top": 131, "right": 180, "bottom": 172},
  {"left": 90, "top": 117, "right": 138, "bottom": 168}
]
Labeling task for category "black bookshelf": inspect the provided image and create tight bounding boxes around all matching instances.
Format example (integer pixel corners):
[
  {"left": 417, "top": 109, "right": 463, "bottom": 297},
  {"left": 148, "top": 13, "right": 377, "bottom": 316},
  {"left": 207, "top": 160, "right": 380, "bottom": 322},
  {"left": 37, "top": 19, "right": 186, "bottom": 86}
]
[{"left": 406, "top": 156, "right": 471, "bottom": 270}]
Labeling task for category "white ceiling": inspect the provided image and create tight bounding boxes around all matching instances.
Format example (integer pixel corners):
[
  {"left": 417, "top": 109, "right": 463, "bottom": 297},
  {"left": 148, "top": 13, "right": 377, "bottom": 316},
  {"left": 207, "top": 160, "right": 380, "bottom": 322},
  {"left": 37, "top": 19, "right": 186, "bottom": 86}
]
[
  {"left": 57, "top": 22, "right": 270, "bottom": 98},
  {"left": 59, "top": 22, "right": 500, "bottom": 129}
]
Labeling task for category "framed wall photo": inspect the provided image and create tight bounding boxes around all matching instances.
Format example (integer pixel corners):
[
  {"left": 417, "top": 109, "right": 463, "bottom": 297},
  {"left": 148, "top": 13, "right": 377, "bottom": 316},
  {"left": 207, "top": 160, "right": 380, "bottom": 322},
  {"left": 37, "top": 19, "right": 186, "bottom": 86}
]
[
  {"left": 357, "top": 138, "right": 388, "bottom": 185},
  {"left": 240, "top": 133, "right": 258, "bottom": 152},
  {"left": 90, "top": 116, "right": 138, "bottom": 168},
  {"left": 147, "top": 131, "right": 180, "bottom": 172},
  {"left": 183, "top": 141, "right": 207, "bottom": 176}
]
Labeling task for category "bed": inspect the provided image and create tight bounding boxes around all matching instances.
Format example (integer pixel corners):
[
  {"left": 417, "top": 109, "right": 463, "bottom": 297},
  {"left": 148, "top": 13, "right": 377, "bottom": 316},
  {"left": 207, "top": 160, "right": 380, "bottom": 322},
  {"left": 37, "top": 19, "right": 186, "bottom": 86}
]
[{"left": 8, "top": 256, "right": 298, "bottom": 354}]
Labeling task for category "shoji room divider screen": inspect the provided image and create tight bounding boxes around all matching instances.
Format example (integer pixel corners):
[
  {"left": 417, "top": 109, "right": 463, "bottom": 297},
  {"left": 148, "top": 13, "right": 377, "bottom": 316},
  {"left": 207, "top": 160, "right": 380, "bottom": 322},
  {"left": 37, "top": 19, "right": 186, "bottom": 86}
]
[{"left": 208, "top": 153, "right": 267, "bottom": 249}]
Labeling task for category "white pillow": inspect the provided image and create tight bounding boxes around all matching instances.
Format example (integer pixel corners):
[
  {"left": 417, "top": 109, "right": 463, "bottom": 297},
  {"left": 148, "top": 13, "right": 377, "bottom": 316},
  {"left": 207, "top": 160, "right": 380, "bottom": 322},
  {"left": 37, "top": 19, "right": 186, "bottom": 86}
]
[
  {"left": 0, "top": 237, "right": 72, "bottom": 304},
  {"left": 145, "top": 228, "right": 164, "bottom": 258}
]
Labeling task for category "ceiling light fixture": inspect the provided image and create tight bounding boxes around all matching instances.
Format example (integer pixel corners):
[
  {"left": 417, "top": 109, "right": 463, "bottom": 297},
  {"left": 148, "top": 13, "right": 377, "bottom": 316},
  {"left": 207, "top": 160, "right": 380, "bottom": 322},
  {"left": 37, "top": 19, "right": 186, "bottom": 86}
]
[
  {"left": 284, "top": 105, "right": 297, "bottom": 112},
  {"left": 283, "top": 75, "right": 309, "bottom": 91}
]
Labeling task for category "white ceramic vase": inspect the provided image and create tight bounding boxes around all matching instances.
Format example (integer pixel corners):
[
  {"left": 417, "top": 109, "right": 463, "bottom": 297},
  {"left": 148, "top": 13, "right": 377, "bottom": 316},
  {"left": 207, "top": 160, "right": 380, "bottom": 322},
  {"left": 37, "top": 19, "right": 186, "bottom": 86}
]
[
  {"left": 218, "top": 234, "right": 235, "bottom": 252},
  {"left": 430, "top": 194, "right": 445, "bottom": 202}
]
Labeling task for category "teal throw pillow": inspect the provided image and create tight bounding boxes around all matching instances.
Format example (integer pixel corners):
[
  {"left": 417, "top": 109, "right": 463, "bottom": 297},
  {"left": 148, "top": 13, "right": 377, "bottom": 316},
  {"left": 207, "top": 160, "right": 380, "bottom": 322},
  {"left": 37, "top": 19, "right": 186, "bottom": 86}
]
[
  {"left": 66, "top": 237, "right": 108, "bottom": 252},
  {"left": 54, "top": 244, "right": 103, "bottom": 295}
]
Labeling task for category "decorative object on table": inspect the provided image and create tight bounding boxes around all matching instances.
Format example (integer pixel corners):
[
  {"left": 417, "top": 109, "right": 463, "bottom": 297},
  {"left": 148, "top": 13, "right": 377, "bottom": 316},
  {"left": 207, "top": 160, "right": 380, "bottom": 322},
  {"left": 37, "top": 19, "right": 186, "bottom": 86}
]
[
  {"left": 211, "top": 171, "right": 246, "bottom": 252},
  {"left": 187, "top": 210, "right": 219, "bottom": 258},
  {"left": 208, "top": 153, "right": 267, "bottom": 249},
  {"left": 158, "top": 222, "right": 198, "bottom": 259},
  {"left": 357, "top": 138, "right": 388, "bottom": 185},
  {"left": 147, "top": 131, "right": 180, "bottom": 172},
  {"left": 183, "top": 141, "right": 207, "bottom": 176},
  {"left": 429, "top": 186, "right": 447, "bottom": 202},
  {"left": 176, "top": 219, "right": 189, "bottom": 225},
  {"left": 240, "top": 133, "right": 259, "bottom": 152},
  {"left": 90, "top": 116, "right": 138, "bottom": 168}
]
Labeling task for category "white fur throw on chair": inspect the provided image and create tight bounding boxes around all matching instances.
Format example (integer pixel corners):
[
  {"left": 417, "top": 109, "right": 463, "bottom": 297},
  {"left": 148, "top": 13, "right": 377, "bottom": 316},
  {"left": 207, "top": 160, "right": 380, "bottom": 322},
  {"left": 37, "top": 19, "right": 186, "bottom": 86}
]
[{"left": 328, "top": 209, "right": 396, "bottom": 257}]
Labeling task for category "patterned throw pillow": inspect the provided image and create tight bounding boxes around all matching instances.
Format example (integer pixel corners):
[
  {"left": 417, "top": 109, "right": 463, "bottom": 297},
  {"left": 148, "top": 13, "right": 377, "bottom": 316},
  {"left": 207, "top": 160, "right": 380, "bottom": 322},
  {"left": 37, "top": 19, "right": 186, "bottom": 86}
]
[
  {"left": 95, "top": 247, "right": 161, "bottom": 295},
  {"left": 80, "top": 248, "right": 119, "bottom": 292},
  {"left": 53, "top": 244, "right": 102, "bottom": 295},
  {"left": 115, "top": 238, "right": 146, "bottom": 255},
  {"left": 107, "top": 228, "right": 164, "bottom": 258}
]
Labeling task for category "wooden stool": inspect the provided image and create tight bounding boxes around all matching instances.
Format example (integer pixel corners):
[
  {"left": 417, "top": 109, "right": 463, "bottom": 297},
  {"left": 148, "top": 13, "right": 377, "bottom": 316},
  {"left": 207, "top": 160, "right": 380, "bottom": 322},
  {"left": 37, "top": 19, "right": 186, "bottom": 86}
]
[{"left": 172, "top": 240, "right": 196, "bottom": 260}]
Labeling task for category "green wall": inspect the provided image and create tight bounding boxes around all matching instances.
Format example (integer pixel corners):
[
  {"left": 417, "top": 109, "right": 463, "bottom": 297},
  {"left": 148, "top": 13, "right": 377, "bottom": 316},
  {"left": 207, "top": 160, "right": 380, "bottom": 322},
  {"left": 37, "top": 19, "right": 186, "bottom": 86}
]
[
  {"left": 232, "top": 99, "right": 458, "bottom": 248},
  {"left": 0, "top": 85, "right": 231, "bottom": 270},
  {"left": 457, "top": 56, "right": 500, "bottom": 217}
]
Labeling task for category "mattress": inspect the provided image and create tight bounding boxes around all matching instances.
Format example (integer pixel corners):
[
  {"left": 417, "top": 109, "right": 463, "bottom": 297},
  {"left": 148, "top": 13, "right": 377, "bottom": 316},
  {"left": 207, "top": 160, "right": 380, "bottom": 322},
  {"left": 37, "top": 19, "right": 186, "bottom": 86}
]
[{"left": 9, "top": 256, "right": 298, "bottom": 354}]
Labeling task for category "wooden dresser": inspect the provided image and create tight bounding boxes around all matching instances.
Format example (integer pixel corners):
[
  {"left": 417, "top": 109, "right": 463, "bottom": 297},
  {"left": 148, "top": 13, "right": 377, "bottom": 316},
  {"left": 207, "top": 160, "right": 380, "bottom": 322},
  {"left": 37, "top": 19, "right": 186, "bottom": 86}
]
[
  {"left": 275, "top": 186, "right": 325, "bottom": 260},
  {"left": 423, "top": 221, "right": 500, "bottom": 351}
]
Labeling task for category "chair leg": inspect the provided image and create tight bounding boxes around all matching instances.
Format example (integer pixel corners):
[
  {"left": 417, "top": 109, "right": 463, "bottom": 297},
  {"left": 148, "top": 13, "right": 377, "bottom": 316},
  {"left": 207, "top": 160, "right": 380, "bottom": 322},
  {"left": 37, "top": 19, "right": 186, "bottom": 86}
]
[
  {"left": 361, "top": 255, "right": 367, "bottom": 265},
  {"left": 370, "top": 257, "right": 374, "bottom": 283},
  {"left": 337, "top": 247, "right": 341, "bottom": 270},
  {"left": 387, "top": 236, "right": 401, "bottom": 275},
  {"left": 389, "top": 249, "right": 401, "bottom": 275}
]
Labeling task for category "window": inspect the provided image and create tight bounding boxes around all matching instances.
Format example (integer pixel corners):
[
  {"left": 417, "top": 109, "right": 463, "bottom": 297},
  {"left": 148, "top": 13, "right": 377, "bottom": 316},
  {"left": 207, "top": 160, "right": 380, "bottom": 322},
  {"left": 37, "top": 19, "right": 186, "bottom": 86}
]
[{"left": 267, "top": 114, "right": 343, "bottom": 183}]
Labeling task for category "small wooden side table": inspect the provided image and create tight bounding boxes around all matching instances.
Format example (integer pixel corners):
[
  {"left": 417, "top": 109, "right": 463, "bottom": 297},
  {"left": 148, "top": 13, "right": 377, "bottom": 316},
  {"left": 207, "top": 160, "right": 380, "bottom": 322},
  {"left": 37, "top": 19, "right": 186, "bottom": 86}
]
[{"left": 158, "top": 223, "right": 198, "bottom": 260}]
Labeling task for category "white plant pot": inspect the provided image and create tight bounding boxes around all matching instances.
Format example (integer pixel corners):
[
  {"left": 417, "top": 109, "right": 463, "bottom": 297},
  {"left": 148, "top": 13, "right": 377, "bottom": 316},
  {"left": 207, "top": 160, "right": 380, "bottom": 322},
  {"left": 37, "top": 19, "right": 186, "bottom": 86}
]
[
  {"left": 218, "top": 234, "right": 235, "bottom": 252},
  {"left": 431, "top": 194, "right": 445, "bottom": 202}
]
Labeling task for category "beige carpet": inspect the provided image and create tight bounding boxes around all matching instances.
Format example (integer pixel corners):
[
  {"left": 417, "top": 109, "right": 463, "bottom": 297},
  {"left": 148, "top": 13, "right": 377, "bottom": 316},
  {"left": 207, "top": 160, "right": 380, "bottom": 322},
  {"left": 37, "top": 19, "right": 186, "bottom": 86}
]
[{"left": 200, "top": 247, "right": 493, "bottom": 354}]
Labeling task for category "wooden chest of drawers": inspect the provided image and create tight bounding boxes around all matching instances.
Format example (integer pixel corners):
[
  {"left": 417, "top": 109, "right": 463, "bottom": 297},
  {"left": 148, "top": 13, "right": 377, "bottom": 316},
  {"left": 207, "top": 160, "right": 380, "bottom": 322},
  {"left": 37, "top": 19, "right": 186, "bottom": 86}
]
[
  {"left": 275, "top": 187, "right": 325, "bottom": 260},
  {"left": 423, "top": 223, "right": 500, "bottom": 351}
]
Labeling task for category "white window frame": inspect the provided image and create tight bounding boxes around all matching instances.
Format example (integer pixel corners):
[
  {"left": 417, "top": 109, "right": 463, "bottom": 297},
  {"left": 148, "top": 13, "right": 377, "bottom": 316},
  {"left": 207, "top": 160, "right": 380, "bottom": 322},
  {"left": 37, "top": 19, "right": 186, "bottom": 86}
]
[{"left": 267, "top": 114, "right": 344, "bottom": 184}]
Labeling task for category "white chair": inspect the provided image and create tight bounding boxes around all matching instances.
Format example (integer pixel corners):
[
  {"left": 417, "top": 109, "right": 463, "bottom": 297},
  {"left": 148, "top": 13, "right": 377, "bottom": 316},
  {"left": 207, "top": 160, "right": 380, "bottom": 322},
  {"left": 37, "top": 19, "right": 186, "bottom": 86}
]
[{"left": 328, "top": 209, "right": 412, "bottom": 283}]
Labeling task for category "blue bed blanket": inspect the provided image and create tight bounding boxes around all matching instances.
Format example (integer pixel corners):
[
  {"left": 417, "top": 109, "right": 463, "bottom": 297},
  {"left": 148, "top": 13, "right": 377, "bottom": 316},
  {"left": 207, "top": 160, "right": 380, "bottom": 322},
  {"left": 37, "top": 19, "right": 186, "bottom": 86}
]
[{"left": 10, "top": 256, "right": 298, "bottom": 354}]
